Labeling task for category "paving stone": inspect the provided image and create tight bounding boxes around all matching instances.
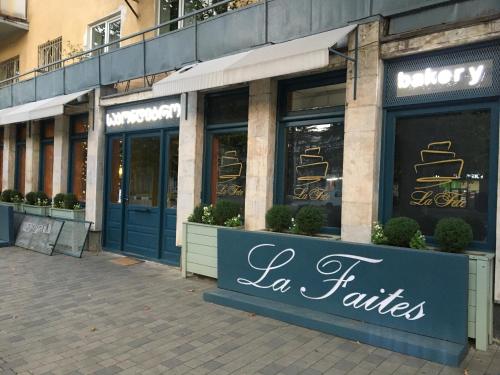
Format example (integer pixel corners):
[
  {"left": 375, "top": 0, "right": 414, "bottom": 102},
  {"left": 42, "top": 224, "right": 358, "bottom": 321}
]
[{"left": 0, "top": 247, "right": 498, "bottom": 375}]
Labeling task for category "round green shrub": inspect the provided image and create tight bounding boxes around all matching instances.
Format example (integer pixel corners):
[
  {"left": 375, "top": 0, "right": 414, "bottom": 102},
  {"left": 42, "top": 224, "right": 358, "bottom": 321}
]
[
  {"left": 188, "top": 204, "right": 205, "bottom": 223},
  {"left": 213, "top": 200, "right": 242, "bottom": 226},
  {"left": 35, "top": 191, "right": 49, "bottom": 205},
  {"left": 25, "top": 191, "right": 38, "bottom": 205},
  {"left": 53, "top": 193, "right": 65, "bottom": 208},
  {"left": 383, "top": 217, "right": 420, "bottom": 247},
  {"left": 434, "top": 218, "right": 473, "bottom": 252},
  {"left": 1, "top": 189, "right": 23, "bottom": 203},
  {"left": 295, "top": 205, "right": 324, "bottom": 235},
  {"left": 266, "top": 205, "right": 293, "bottom": 232},
  {"left": 64, "top": 193, "right": 78, "bottom": 209}
]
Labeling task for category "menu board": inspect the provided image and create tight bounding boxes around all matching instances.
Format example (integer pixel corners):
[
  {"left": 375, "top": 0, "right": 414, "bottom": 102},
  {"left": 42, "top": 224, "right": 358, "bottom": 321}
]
[{"left": 15, "top": 215, "right": 64, "bottom": 255}]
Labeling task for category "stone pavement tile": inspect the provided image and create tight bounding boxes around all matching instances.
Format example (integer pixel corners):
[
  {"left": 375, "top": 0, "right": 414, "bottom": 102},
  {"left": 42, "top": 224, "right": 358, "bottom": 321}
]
[{"left": 1, "top": 247, "right": 500, "bottom": 375}]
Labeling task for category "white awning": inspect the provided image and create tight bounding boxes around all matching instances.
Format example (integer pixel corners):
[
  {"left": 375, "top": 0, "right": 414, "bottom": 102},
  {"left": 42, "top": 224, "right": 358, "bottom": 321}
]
[
  {"left": 152, "top": 24, "right": 356, "bottom": 97},
  {"left": 0, "top": 89, "right": 92, "bottom": 125}
]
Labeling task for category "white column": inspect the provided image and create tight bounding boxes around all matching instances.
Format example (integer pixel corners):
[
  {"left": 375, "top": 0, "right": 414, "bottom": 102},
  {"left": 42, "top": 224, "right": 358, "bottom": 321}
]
[
  {"left": 85, "top": 89, "right": 106, "bottom": 231},
  {"left": 2, "top": 124, "right": 15, "bottom": 190},
  {"left": 25, "top": 121, "right": 40, "bottom": 193},
  {"left": 176, "top": 92, "right": 204, "bottom": 246},
  {"left": 341, "top": 21, "right": 384, "bottom": 243},
  {"left": 52, "top": 115, "right": 70, "bottom": 196},
  {"left": 244, "top": 79, "right": 277, "bottom": 231}
]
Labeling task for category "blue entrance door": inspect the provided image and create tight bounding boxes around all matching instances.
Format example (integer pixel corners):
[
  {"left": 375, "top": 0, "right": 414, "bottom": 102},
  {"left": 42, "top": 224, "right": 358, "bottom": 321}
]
[
  {"left": 124, "top": 133, "right": 162, "bottom": 258},
  {"left": 104, "top": 132, "right": 180, "bottom": 264}
]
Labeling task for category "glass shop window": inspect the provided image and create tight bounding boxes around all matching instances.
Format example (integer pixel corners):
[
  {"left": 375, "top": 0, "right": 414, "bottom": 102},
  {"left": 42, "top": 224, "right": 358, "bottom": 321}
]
[
  {"left": 166, "top": 136, "right": 179, "bottom": 208},
  {"left": 109, "top": 138, "right": 124, "bottom": 204},
  {"left": 284, "top": 123, "right": 344, "bottom": 228},
  {"left": 40, "top": 120, "right": 54, "bottom": 198},
  {"left": 392, "top": 110, "right": 491, "bottom": 242},
  {"left": 15, "top": 124, "right": 26, "bottom": 195},
  {"left": 205, "top": 89, "right": 248, "bottom": 205},
  {"left": 287, "top": 83, "right": 346, "bottom": 113},
  {"left": 70, "top": 115, "right": 89, "bottom": 203}
]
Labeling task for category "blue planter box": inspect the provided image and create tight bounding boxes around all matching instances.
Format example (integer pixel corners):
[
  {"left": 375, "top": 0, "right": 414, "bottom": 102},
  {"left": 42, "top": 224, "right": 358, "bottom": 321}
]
[{"left": 205, "top": 229, "right": 470, "bottom": 366}]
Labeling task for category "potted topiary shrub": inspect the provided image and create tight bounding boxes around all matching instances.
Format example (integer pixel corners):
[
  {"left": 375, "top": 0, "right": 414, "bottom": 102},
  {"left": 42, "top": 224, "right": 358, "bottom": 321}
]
[
  {"left": 266, "top": 205, "right": 293, "bottom": 233},
  {"left": 294, "top": 205, "right": 324, "bottom": 236},
  {"left": 383, "top": 217, "right": 420, "bottom": 248},
  {"left": 182, "top": 200, "right": 243, "bottom": 279},
  {"left": 434, "top": 218, "right": 473, "bottom": 252},
  {"left": 0, "top": 189, "right": 24, "bottom": 212},
  {"left": 23, "top": 191, "right": 51, "bottom": 216},
  {"left": 50, "top": 193, "right": 85, "bottom": 220}
]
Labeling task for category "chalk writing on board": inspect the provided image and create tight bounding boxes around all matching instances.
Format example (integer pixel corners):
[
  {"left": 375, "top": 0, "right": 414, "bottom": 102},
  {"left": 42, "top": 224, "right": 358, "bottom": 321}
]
[{"left": 21, "top": 222, "right": 52, "bottom": 234}]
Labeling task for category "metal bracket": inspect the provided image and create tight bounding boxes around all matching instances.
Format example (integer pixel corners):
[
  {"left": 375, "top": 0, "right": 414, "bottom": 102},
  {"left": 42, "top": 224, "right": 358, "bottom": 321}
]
[
  {"left": 124, "top": 0, "right": 139, "bottom": 18},
  {"left": 329, "top": 26, "right": 359, "bottom": 100}
]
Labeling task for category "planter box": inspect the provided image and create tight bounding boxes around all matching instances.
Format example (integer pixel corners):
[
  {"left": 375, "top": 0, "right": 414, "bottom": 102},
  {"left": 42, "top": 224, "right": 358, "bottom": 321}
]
[
  {"left": 205, "top": 229, "right": 470, "bottom": 366},
  {"left": 182, "top": 222, "right": 242, "bottom": 279},
  {"left": 0, "top": 202, "right": 23, "bottom": 212},
  {"left": 466, "top": 251, "right": 494, "bottom": 351},
  {"left": 23, "top": 204, "right": 50, "bottom": 216},
  {"left": 50, "top": 208, "right": 85, "bottom": 221}
]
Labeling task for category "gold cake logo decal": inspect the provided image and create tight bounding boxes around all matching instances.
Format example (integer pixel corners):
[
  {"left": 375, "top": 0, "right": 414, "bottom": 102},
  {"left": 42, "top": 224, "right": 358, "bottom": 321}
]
[
  {"left": 293, "top": 147, "right": 330, "bottom": 201},
  {"left": 217, "top": 150, "right": 244, "bottom": 196},
  {"left": 410, "top": 141, "right": 466, "bottom": 208}
]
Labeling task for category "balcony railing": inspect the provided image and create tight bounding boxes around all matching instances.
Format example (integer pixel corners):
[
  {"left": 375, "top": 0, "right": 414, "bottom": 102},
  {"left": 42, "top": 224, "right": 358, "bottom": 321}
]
[{"left": 0, "top": 0, "right": 459, "bottom": 110}]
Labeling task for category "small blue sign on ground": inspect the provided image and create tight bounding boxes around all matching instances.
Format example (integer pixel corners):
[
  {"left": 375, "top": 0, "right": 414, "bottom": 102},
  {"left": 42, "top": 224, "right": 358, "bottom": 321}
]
[{"left": 205, "top": 229, "right": 469, "bottom": 365}]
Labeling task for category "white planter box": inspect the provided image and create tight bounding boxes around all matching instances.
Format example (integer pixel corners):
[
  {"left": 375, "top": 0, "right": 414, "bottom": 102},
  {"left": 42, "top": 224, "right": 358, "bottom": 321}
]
[
  {"left": 23, "top": 204, "right": 50, "bottom": 216},
  {"left": 466, "top": 251, "right": 494, "bottom": 351},
  {"left": 182, "top": 222, "right": 242, "bottom": 279},
  {"left": 0, "top": 202, "right": 23, "bottom": 212},
  {"left": 50, "top": 208, "right": 86, "bottom": 221}
]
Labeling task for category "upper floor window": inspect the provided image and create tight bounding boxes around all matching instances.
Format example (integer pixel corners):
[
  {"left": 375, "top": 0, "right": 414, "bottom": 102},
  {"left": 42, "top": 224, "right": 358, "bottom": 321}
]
[
  {"left": 0, "top": 56, "right": 19, "bottom": 86},
  {"left": 38, "top": 37, "right": 62, "bottom": 72},
  {"left": 89, "top": 15, "right": 121, "bottom": 53},
  {"left": 157, "top": 0, "right": 228, "bottom": 34}
]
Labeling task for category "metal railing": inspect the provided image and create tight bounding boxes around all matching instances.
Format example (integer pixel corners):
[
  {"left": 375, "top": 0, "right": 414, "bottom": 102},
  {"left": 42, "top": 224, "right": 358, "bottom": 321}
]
[{"left": 0, "top": 0, "right": 266, "bottom": 88}]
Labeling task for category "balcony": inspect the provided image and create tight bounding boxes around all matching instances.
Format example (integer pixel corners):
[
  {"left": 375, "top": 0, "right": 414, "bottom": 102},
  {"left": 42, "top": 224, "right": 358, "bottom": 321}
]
[
  {"left": 1, "top": 0, "right": 499, "bottom": 110},
  {"left": 0, "top": 0, "right": 28, "bottom": 46}
]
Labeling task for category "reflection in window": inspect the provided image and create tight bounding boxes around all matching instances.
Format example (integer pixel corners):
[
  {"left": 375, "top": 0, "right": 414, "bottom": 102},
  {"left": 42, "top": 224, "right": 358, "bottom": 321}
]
[
  {"left": 167, "top": 137, "right": 179, "bottom": 208},
  {"left": 90, "top": 16, "right": 121, "bottom": 53},
  {"left": 70, "top": 115, "right": 89, "bottom": 202},
  {"left": 393, "top": 110, "right": 491, "bottom": 241},
  {"left": 285, "top": 123, "right": 344, "bottom": 228},
  {"left": 211, "top": 133, "right": 247, "bottom": 204},
  {"left": 40, "top": 120, "right": 54, "bottom": 198},
  {"left": 128, "top": 137, "right": 161, "bottom": 207},
  {"left": 287, "top": 83, "right": 346, "bottom": 112},
  {"left": 0, "top": 128, "right": 3, "bottom": 192},
  {"left": 109, "top": 139, "right": 123, "bottom": 204}
]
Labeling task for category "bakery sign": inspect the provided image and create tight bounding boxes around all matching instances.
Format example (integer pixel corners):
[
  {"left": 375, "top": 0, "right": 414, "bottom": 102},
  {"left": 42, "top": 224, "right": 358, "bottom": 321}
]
[
  {"left": 106, "top": 99, "right": 181, "bottom": 132},
  {"left": 396, "top": 60, "right": 492, "bottom": 97}
]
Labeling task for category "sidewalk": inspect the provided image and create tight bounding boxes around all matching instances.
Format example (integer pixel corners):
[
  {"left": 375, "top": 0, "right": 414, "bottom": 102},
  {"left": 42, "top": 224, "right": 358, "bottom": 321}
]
[{"left": 0, "top": 247, "right": 498, "bottom": 375}]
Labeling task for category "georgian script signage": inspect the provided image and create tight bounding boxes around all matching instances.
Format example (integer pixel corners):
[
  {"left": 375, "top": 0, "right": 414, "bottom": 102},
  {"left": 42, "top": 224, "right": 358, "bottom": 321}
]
[
  {"left": 15, "top": 215, "right": 64, "bottom": 255},
  {"left": 396, "top": 60, "right": 492, "bottom": 97},
  {"left": 217, "top": 229, "right": 468, "bottom": 344},
  {"left": 106, "top": 98, "right": 181, "bottom": 133}
]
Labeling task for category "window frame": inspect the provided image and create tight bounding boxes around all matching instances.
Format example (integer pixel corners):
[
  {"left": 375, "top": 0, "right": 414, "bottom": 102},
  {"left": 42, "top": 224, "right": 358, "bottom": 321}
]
[
  {"left": 380, "top": 101, "right": 500, "bottom": 251},
  {"left": 68, "top": 114, "right": 89, "bottom": 204},
  {"left": 14, "top": 123, "right": 27, "bottom": 194},
  {"left": 202, "top": 88, "right": 249, "bottom": 204},
  {"left": 88, "top": 13, "right": 122, "bottom": 53},
  {"left": 38, "top": 120, "right": 55, "bottom": 198},
  {"left": 37, "top": 37, "right": 62, "bottom": 72},
  {"left": 275, "top": 71, "right": 347, "bottom": 234},
  {"left": 0, "top": 56, "right": 20, "bottom": 86}
]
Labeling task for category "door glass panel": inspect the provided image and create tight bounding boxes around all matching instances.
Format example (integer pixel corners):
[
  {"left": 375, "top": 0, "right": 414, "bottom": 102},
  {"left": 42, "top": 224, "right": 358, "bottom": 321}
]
[
  {"left": 109, "top": 138, "right": 123, "bottom": 204},
  {"left": 167, "top": 137, "right": 179, "bottom": 208},
  {"left": 211, "top": 133, "right": 247, "bottom": 204},
  {"left": 284, "top": 122, "right": 344, "bottom": 228},
  {"left": 128, "top": 136, "right": 161, "bottom": 207},
  {"left": 393, "top": 110, "right": 491, "bottom": 241}
]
